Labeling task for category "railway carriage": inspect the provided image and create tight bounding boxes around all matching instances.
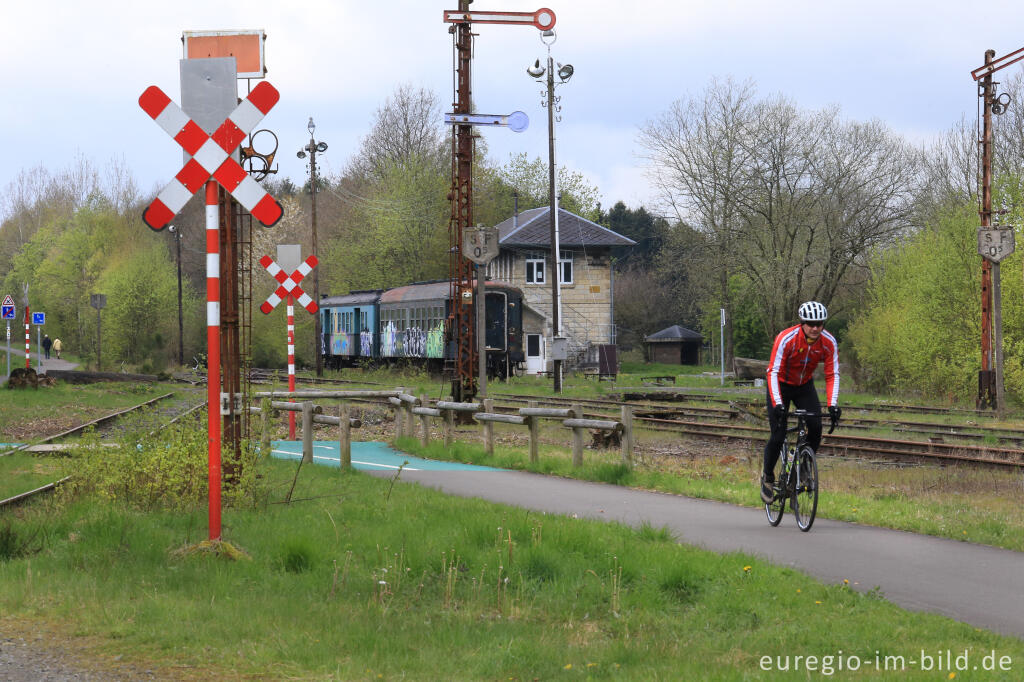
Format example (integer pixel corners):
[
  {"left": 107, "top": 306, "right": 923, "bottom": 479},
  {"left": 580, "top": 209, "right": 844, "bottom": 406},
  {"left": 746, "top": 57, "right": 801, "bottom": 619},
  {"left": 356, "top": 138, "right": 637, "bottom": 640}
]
[
  {"left": 320, "top": 279, "right": 525, "bottom": 377},
  {"left": 320, "top": 290, "right": 381, "bottom": 369}
]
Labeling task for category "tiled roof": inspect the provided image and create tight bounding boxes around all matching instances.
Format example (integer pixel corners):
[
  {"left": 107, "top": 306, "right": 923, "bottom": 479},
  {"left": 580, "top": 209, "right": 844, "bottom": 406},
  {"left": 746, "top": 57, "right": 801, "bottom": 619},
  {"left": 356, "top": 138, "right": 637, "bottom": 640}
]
[
  {"left": 645, "top": 325, "right": 703, "bottom": 342},
  {"left": 494, "top": 207, "right": 636, "bottom": 248}
]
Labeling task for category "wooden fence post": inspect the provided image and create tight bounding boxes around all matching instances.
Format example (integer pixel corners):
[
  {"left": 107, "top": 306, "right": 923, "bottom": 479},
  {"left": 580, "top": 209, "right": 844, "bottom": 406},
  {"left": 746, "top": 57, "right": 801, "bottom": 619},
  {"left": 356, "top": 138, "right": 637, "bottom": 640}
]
[
  {"left": 260, "top": 397, "right": 271, "bottom": 457},
  {"left": 571, "top": 402, "right": 584, "bottom": 467},
  {"left": 444, "top": 408, "right": 454, "bottom": 448},
  {"left": 393, "top": 387, "right": 404, "bottom": 446},
  {"left": 339, "top": 403, "right": 351, "bottom": 469},
  {"left": 301, "top": 401, "right": 314, "bottom": 463},
  {"left": 419, "top": 393, "right": 430, "bottom": 447},
  {"left": 528, "top": 400, "right": 539, "bottom": 463},
  {"left": 483, "top": 398, "right": 494, "bottom": 455},
  {"left": 621, "top": 404, "right": 634, "bottom": 465}
]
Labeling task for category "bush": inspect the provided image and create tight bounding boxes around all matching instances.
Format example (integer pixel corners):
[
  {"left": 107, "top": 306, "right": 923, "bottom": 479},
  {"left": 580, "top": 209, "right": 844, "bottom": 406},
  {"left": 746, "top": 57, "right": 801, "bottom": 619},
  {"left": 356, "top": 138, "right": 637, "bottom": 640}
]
[{"left": 60, "top": 414, "right": 268, "bottom": 512}]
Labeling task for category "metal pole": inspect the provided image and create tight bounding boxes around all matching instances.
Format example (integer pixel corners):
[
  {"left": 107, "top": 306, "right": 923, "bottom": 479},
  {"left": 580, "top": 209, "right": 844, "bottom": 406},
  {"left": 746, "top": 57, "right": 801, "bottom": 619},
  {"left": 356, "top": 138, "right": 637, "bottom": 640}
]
[
  {"left": 36, "top": 326, "right": 41, "bottom": 369},
  {"left": 978, "top": 49, "right": 995, "bottom": 409},
  {"left": 310, "top": 139, "right": 322, "bottom": 378},
  {"left": 205, "top": 180, "right": 222, "bottom": 540},
  {"left": 546, "top": 52, "right": 562, "bottom": 393},
  {"left": 175, "top": 226, "right": 184, "bottom": 367},
  {"left": 5, "top": 323, "right": 10, "bottom": 379},
  {"left": 720, "top": 308, "right": 725, "bottom": 385},
  {"left": 24, "top": 306, "right": 30, "bottom": 370},
  {"left": 288, "top": 295, "right": 296, "bottom": 439},
  {"left": 993, "top": 262, "right": 1006, "bottom": 412},
  {"left": 96, "top": 307, "right": 101, "bottom": 371},
  {"left": 477, "top": 263, "right": 487, "bottom": 397}
]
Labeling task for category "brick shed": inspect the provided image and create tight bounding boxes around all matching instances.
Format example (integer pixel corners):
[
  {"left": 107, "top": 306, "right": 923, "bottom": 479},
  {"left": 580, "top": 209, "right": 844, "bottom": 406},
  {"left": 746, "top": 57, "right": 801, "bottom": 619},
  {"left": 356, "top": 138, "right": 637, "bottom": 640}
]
[{"left": 644, "top": 325, "right": 703, "bottom": 365}]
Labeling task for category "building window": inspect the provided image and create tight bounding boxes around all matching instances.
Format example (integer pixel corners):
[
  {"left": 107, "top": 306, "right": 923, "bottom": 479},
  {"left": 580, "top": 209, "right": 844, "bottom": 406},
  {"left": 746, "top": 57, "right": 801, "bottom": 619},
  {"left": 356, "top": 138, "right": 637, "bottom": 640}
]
[
  {"left": 559, "top": 250, "right": 573, "bottom": 284},
  {"left": 525, "top": 251, "right": 546, "bottom": 284}
]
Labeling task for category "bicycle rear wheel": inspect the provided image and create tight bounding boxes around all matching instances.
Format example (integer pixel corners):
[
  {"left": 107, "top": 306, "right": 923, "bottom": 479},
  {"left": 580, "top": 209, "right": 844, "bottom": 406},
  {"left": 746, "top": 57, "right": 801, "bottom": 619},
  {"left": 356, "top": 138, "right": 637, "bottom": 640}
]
[{"left": 792, "top": 447, "right": 818, "bottom": 531}]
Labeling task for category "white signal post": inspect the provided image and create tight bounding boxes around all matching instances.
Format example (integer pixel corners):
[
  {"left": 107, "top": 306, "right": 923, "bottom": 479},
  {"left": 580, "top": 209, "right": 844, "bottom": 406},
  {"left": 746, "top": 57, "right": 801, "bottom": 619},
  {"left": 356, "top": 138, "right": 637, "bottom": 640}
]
[
  {"left": 140, "top": 80, "right": 283, "bottom": 541},
  {"left": 259, "top": 253, "right": 319, "bottom": 440}
]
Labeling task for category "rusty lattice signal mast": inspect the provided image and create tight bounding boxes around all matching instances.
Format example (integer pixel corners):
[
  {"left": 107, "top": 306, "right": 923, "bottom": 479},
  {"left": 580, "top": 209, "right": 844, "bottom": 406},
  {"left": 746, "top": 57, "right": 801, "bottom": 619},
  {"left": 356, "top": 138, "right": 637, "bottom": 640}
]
[
  {"left": 971, "top": 47, "right": 1024, "bottom": 410},
  {"left": 443, "top": 3, "right": 556, "bottom": 401}
]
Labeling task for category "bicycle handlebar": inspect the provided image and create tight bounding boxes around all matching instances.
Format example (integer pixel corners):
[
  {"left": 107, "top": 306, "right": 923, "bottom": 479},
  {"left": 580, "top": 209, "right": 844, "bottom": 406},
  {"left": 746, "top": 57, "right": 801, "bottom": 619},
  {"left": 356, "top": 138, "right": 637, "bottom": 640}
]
[{"left": 780, "top": 409, "right": 840, "bottom": 435}]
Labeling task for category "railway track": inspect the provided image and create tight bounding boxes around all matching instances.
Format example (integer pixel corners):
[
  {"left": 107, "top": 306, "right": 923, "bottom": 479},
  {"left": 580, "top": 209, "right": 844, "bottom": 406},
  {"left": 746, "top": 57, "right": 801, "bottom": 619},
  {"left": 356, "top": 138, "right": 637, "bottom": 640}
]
[
  {"left": 1, "top": 392, "right": 206, "bottom": 509},
  {"left": 488, "top": 392, "right": 1024, "bottom": 469}
]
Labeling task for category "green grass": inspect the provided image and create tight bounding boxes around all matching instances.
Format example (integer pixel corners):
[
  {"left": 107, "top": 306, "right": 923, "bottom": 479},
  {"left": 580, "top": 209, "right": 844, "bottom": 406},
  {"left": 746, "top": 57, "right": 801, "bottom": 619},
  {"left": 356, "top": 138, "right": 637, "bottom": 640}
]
[
  {"left": 1, "top": 452, "right": 1021, "bottom": 680},
  {"left": 0, "top": 452, "right": 68, "bottom": 499}
]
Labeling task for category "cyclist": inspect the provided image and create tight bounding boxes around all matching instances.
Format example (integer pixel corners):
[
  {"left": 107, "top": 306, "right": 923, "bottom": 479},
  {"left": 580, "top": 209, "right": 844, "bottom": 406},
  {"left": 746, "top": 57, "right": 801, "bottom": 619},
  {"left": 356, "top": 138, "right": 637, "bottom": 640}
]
[{"left": 761, "top": 301, "right": 841, "bottom": 503}]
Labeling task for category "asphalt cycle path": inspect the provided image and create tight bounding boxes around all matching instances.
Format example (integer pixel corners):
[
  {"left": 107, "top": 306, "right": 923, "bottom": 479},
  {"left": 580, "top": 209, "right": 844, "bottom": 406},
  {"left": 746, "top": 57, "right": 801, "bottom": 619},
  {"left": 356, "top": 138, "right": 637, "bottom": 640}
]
[
  {"left": 0, "top": 346, "right": 78, "bottom": 374},
  {"left": 277, "top": 441, "right": 1024, "bottom": 640}
]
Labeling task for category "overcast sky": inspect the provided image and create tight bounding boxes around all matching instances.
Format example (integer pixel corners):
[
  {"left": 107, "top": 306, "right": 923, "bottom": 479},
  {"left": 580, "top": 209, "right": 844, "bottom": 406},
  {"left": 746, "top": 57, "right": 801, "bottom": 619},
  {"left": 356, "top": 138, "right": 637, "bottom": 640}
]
[{"left": 3, "top": 0, "right": 1024, "bottom": 219}]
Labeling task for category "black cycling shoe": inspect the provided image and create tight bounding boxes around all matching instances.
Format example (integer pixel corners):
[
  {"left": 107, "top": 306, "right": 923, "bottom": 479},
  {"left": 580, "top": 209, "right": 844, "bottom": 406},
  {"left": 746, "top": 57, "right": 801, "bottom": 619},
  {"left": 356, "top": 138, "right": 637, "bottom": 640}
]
[{"left": 760, "top": 474, "right": 775, "bottom": 504}]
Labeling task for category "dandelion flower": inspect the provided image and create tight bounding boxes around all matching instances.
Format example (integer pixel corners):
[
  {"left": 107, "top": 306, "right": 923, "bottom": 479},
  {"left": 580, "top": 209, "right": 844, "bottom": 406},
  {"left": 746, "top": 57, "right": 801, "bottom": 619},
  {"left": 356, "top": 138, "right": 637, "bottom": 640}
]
[
  {"left": 843, "top": 579, "right": 849, "bottom": 585},
  {"left": 815, "top": 600, "right": 822, "bottom": 605},
  {"left": 743, "top": 565, "right": 751, "bottom": 572},
  {"left": 564, "top": 663, "right": 573, "bottom": 670}
]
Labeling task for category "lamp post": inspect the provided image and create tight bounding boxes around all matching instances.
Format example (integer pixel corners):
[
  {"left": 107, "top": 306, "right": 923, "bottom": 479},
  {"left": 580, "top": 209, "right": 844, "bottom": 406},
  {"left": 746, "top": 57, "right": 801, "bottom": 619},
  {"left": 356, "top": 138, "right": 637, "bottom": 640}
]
[
  {"left": 528, "top": 31, "right": 573, "bottom": 393},
  {"left": 297, "top": 117, "right": 328, "bottom": 377},
  {"left": 168, "top": 224, "right": 184, "bottom": 367}
]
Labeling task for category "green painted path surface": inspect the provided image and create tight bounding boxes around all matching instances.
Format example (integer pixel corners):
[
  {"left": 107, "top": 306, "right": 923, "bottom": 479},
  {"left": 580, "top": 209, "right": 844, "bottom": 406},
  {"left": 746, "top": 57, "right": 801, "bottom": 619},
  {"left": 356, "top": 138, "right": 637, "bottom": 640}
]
[{"left": 270, "top": 440, "right": 502, "bottom": 472}]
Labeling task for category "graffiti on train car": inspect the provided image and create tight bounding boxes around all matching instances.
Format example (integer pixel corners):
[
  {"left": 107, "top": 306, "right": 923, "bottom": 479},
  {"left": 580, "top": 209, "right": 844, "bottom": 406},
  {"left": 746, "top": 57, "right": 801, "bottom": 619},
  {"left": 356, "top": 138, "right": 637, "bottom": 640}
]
[
  {"left": 360, "top": 331, "right": 373, "bottom": 356},
  {"left": 426, "top": 322, "right": 445, "bottom": 357},
  {"left": 330, "top": 333, "right": 354, "bottom": 356}
]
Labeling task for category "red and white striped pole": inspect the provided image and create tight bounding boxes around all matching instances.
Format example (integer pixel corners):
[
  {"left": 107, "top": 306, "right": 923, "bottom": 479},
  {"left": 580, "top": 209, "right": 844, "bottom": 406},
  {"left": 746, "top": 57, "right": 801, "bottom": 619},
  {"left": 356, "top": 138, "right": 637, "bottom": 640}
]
[
  {"left": 205, "top": 181, "right": 222, "bottom": 540},
  {"left": 287, "top": 295, "right": 296, "bottom": 439},
  {"left": 24, "top": 306, "right": 30, "bottom": 369}
]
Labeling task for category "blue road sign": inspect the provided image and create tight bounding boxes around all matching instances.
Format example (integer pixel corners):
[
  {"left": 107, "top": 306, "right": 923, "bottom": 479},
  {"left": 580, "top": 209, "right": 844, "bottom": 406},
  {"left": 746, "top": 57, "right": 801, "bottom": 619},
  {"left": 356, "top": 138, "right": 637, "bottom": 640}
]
[
  {"left": 1, "top": 305, "right": 14, "bottom": 320},
  {"left": 32, "top": 312, "right": 45, "bottom": 325}
]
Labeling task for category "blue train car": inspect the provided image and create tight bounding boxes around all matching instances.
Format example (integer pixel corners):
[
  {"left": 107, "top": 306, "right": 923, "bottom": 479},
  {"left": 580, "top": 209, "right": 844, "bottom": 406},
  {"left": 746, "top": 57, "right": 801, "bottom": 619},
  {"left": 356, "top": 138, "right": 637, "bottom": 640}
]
[{"left": 320, "top": 290, "right": 381, "bottom": 369}]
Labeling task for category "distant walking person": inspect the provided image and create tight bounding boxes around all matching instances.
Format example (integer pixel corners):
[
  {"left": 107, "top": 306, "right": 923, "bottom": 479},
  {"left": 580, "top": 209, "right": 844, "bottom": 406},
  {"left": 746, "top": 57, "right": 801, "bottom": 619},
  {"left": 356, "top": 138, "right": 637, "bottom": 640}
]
[
  {"left": 42, "top": 334, "right": 52, "bottom": 360},
  {"left": 53, "top": 338, "right": 63, "bottom": 359}
]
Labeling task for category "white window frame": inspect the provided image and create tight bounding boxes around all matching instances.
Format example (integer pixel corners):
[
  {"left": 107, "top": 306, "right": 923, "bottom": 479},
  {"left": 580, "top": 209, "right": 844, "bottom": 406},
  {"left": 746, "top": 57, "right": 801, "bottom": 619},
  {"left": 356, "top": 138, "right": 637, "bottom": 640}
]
[
  {"left": 559, "top": 250, "right": 573, "bottom": 285},
  {"left": 525, "top": 251, "right": 546, "bottom": 285}
]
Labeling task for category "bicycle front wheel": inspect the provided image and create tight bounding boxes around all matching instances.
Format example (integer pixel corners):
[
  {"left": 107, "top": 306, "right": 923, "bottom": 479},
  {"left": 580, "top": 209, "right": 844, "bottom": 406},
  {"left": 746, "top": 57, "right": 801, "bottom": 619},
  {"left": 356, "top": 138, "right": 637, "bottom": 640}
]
[{"left": 792, "top": 447, "right": 818, "bottom": 531}]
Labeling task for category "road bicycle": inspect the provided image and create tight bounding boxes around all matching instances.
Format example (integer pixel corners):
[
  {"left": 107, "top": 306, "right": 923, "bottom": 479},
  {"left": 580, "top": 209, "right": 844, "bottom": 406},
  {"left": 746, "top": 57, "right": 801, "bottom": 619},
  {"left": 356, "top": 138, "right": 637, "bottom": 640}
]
[{"left": 765, "top": 409, "right": 837, "bottom": 531}]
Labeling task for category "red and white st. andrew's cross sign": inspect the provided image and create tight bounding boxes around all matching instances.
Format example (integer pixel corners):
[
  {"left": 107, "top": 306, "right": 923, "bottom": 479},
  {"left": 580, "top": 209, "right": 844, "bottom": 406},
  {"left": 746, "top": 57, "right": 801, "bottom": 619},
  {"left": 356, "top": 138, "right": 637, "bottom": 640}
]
[
  {"left": 139, "top": 81, "right": 284, "bottom": 230},
  {"left": 259, "top": 255, "right": 319, "bottom": 314}
]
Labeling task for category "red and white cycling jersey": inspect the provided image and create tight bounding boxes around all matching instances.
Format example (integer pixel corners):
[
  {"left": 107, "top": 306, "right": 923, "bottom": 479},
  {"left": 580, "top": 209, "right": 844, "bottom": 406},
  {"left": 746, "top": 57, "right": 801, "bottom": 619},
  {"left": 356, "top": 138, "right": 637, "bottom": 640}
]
[{"left": 766, "top": 324, "right": 839, "bottom": 407}]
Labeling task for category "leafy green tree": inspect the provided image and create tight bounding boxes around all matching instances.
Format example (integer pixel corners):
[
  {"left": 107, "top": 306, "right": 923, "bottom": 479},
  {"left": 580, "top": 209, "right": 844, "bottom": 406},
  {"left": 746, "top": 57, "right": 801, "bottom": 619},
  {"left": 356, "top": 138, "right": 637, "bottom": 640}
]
[
  {"left": 600, "top": 201, "right": 669, "bottom": 267},
  {"left": 846, "top": 200, "right": 1020, "bottom": 401},
  {"left": 476, "top": 152, "right": 601, "bottom": 225},
  {"left": 99, "top": 244, "right": 188, "bottom": 368}
]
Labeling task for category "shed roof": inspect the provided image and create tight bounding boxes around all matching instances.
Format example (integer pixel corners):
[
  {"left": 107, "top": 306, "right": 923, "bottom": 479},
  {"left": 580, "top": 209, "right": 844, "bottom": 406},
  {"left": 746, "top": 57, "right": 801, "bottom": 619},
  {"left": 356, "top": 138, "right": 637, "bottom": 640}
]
[
  {"left": 494, "top": 207, "right": 636, "bottom": 248},
  {"left": 644, "top": 325, "right": 703, "bottom": 342}
]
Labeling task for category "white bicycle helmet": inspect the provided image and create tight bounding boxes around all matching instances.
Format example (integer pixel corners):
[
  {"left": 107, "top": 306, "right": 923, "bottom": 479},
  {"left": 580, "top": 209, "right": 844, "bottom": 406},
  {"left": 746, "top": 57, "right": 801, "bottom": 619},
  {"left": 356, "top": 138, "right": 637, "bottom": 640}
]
[{"left": 798, "top": 301, "right": 828, "bottom": 322}]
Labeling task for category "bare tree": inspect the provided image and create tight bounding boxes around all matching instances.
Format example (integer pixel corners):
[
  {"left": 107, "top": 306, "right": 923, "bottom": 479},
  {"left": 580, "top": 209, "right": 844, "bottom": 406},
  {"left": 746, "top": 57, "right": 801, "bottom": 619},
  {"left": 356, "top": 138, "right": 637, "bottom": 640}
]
[
  {"left": 641, "top": 79, "right": 920, "bottom": 340},
  {"left": 346, "top": 84, "right": 448, "bottom": 181},
  {"left": 638, "top": 77, "right": 757, "bottom": 362}
]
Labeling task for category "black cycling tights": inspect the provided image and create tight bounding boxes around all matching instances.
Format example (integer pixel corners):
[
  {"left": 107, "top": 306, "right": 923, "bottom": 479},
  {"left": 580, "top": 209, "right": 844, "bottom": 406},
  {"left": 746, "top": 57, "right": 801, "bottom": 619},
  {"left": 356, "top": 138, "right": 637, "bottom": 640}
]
[{"left": 763, "top": 381, "right": 822, "bottom": 477}]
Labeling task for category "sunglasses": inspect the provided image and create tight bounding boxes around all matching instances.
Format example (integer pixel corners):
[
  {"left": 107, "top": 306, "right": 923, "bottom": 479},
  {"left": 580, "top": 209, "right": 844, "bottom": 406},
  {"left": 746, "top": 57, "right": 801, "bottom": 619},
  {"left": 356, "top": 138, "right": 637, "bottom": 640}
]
[{"left": 803, "top": 321, "right": 825, "bottom": 328}]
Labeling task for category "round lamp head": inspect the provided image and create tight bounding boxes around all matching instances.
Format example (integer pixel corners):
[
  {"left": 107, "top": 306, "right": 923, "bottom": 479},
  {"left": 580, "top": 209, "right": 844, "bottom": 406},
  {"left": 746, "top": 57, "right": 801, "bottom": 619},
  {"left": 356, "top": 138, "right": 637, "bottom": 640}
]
[
  {"left": 296, "top": 150, "right": 307, "bottom": 159},
  {"left": 316, "top": 141, "right": 328, "bottom": 153},
  {"left": 557, "top": 63, "right": 574, "bottom": 82}
]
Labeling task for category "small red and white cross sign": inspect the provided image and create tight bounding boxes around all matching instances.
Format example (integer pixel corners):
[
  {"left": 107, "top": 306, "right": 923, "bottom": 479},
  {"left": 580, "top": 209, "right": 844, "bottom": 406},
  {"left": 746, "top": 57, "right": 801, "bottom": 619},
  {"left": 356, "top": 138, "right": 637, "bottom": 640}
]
[
  {"left": 139, "top": 81, "right": 283, "bottom": 229},
  {"left": 259, "top": 254, "right": 319, "bottom": 314}
]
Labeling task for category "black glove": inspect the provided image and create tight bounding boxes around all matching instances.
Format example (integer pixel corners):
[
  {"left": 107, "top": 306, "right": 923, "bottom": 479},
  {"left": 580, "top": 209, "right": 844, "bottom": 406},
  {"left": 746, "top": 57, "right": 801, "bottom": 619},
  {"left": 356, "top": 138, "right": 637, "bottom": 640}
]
[
  {"left": 768, "top": 404, "right": 786, "bottom": 430},
  {"left": 828, "top": 405, "right": 841, "bottom": 433}
]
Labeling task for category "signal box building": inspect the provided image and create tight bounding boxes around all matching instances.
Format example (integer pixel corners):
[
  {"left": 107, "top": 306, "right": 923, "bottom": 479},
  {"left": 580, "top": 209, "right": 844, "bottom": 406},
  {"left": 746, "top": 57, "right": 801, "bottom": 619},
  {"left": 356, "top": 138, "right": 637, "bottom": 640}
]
[{"left": 485, "top": 207, "right": 635, "bottom": 375}]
